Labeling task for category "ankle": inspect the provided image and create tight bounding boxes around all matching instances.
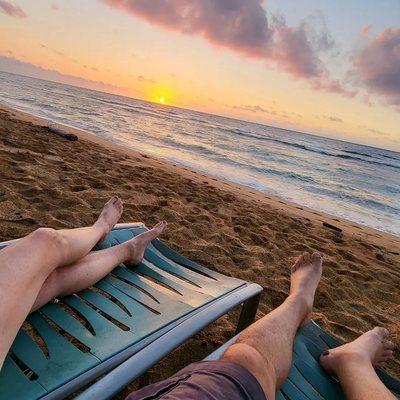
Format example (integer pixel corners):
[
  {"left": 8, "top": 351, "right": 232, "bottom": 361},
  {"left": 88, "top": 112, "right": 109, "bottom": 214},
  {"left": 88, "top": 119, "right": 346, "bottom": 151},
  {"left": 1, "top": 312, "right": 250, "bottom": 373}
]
[
  {"left": 94, "top": 220, "right": 109, "bottom": 235},
  {"left": 322, "top": 347, "right": 372, "bottom": 377},
  {"left": 338, "top": 349, "right": 371, "bottom": 366},
  {"left": 288, "top": 291, "right": 313, "bottom": 311}
]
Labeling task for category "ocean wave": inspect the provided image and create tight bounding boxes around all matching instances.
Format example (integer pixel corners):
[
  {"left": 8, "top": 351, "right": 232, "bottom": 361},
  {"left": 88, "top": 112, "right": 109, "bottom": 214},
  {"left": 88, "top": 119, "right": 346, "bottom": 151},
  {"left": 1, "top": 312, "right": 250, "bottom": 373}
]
[
  {"left": 342, "top": 149, "right": 373, "bottom": 158},
  {"left": 210, "top": 154, "right": 317, "bottom": 184},
  {"left": 307, "top": 185, "right": 400, "bottom": 215},
  {"left": 229, "top": 129, "right": 400, "bottom": 170}
]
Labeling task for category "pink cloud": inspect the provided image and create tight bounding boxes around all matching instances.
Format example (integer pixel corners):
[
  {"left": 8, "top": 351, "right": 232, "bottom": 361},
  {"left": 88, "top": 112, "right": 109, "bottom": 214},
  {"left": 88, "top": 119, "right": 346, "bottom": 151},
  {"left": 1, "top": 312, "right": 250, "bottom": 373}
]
[
  {"left": 271, "top": 21, "right": 321, "bottom": 78},
  {"left": 353, "top": 28, "right": 400, "bottom": 107},
  {"left": 311, "top": 75, "right": 357, "bottom": 98},
  {"left": 359, "top": 24, "right": 372, "bottom": 38},
  {"left": 101, "top": 0, "right": 272, "bottom": 58},
  {"left": 100, "top": 0, "right": 352, "bottom": 97},
  {"left": 0, "top": 0, "right": 26, "bottom": 18}
]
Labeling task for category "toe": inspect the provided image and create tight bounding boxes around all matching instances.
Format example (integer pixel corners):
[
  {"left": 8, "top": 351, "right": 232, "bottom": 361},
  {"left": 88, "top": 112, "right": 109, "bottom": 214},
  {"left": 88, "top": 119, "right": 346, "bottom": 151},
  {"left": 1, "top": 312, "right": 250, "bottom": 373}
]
[
  {"left": 303, "top": 251, "right": 311, "bottom": 264},
  {"left": 292, "top": 254, "right": 304, "bottom": 271},
  {"left": 382, "top": 350, "right": 393, "bottom": 358},
  {"left": 311, "top": 252, "right": 322, "bottom": 264},
  {"left": 372, "top": 327, "right": 389, "bottom": 340},
  {"left": 383, "top": 340, "right": 395, "bottom": 350}
]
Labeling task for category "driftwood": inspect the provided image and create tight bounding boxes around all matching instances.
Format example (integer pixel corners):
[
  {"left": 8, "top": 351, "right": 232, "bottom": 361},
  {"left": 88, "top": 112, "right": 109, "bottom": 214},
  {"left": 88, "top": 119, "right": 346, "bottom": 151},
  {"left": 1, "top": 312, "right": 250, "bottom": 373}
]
[
  {"left": 46, "top": 124, "right": 78, "bottom": 141},
  {"left": 322, "top": 221, "right": 343, "bottom": 233}
]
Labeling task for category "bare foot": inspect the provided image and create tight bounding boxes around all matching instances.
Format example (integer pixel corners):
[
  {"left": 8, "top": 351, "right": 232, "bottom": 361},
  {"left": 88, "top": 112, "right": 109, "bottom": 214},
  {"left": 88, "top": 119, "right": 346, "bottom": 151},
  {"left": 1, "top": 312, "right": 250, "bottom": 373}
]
[
  {"left": 96, "top": 196, "right": 123, "bottom": 241},
  {"left": 125, "top": 221, "right": 167, "bottom": 266},
  {"left": 290, "top": 252, "right": 323, "bottom": 323},
  {"left": 320, "top": 327, "right": 394, "bottom": 375}
]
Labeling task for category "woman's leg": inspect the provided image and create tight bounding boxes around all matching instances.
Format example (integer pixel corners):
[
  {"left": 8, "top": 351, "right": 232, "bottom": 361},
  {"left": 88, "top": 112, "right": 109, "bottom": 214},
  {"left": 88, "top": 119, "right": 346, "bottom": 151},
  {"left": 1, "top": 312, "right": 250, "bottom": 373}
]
[
  {"left": 320, "top": 327, "right": 396, "bottom": 400},
  {"left": 55, "top": 196, "right": 123, "bottom": 266},
  {"left": 31, "top": 221, "right": 167, "bottom": 311},
  {"left": 0, "top": 197, "right": 123, "bottom": 368}
]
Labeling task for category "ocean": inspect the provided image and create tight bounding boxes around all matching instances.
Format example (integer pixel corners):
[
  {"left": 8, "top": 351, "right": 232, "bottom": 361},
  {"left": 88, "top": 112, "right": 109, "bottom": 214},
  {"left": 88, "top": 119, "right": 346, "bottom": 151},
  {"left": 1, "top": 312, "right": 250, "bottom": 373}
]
[{"left": 1, "top": 71, "right": 399, "bottom": 236}]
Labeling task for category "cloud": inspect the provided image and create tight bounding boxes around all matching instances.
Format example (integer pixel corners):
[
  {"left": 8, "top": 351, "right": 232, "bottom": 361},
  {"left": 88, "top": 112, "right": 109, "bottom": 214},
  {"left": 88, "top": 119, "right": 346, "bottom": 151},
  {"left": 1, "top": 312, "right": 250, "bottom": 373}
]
[
  {"left": 100, "top": 0, "right": 353, "bottom": 98},
  {"left": 270, "top": 19, "right": 320, "bottom": 78},
  {"left": 137, "top": 75, "right": 155, "bottom": 83},
  {"left": 311, "top": 76, "right": 357, "bottom": 98},
  {"left": 233, "top": 104, "right": 276, "bottom": 115},
  {"left": 101, "top": 0, "right": 272, "bottom": 58},
  {"left": 359, "top": 24, "right": 372, "bottom": 38},
  {"left": 317, "top": 114, "right": 344, "bottom": 123},
  {"left": 0, "top": 56, "right": 122, "bottom": 94},
  {"left": 353, "top": 28, "right": 400, "bottom": 107},
  {"left": 0, "top": 0, "right": 26, "bottom": 17},
  {"left": 368, "top": 127, "right": 387, "bottom": 136},
  {"left": 38, "top": 44, "right": 100, "bottom": 72},
  {"left": 358, "top": 125, "right": 388, "bottom": 137},
  {"left": 326, "top": 115, "right": 343, "bottom": 123},
  {"left": 83, "top": 64, "right": 99, "bottom": 72},
  {"left": 40, "top": 43, "right": 65, "bottom": 57}
]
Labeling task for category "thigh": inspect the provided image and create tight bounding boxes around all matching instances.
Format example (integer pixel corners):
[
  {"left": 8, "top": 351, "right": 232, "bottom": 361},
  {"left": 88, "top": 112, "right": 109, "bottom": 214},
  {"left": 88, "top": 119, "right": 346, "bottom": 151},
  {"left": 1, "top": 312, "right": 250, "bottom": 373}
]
[
  {"left": 125, "top": 361, "right": 266, "bottom": 400},
  {"left": 0, "top": 230, "right": 60, "bottom": 369}
]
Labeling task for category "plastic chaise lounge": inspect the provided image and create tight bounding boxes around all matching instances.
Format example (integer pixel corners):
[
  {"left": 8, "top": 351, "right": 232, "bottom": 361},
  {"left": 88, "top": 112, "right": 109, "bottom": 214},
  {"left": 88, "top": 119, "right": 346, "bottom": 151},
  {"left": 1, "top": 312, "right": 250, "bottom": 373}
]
[
  {"left": 76, "top": 321, "right": 400, "bottom": 400},
  {"left": 0, "top": 223, "right": 263, "bottom": 400},
  {"left": 204, "top": 321, "right": 400, "bottom": 400}
]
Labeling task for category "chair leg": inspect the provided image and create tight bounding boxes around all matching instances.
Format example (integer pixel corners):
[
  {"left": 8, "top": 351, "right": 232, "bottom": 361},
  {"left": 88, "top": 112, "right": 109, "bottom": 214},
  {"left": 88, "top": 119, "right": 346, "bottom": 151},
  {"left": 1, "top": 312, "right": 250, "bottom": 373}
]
[{"left": 235, "top": 292, "right": 261, "bottom": 334}]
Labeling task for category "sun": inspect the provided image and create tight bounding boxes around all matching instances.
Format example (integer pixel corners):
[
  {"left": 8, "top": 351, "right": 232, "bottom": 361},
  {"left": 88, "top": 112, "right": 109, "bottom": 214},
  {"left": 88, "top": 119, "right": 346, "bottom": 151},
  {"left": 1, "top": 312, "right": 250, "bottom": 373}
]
[{"left": 148, "top": 84, "right": 173, "bottom": 105}]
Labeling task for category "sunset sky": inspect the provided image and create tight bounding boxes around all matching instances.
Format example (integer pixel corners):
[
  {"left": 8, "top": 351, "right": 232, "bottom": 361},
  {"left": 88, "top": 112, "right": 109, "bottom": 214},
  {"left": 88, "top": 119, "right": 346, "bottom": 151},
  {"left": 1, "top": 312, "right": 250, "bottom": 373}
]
[{"left": 0, "top": 0, "right": 399, "bottom": 150}]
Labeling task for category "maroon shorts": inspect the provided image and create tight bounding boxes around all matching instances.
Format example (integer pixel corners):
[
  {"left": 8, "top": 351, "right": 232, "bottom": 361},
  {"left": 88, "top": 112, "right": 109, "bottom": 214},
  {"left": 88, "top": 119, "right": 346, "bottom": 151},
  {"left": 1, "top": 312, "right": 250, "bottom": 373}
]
[{"left": 125, "top": 361, "right": 266, "bottom": 400}]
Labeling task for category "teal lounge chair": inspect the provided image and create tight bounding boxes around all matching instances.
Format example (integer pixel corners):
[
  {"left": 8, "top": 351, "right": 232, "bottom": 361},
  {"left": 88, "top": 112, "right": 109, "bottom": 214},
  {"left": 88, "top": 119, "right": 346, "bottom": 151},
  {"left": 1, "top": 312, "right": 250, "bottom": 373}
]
[
  {"left": 77, "top": 320, "right": 400, "bottom": 400},
  {"left": 205, "top": 321, "right": 400, "bottom": 400},
  {"left": 0, "top": 223, "right": 262, "bottom": 399}
]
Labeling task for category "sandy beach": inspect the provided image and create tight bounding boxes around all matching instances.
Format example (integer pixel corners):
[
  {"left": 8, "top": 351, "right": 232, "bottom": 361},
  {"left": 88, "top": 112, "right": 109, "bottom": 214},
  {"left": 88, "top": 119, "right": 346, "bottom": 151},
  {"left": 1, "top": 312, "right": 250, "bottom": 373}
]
[{"left": 0, "top": 104, "right": 399, "bottom": 395}]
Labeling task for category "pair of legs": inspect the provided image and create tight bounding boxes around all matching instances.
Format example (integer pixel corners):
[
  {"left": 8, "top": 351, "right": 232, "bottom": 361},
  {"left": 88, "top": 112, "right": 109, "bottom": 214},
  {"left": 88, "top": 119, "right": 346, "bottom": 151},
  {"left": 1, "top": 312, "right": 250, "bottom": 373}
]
[
  {"left": 0, "top": 197, "right": 166, "bottom": 368},
  {"left": 221, "top": 252, "right": 396, "bottom": 400}
]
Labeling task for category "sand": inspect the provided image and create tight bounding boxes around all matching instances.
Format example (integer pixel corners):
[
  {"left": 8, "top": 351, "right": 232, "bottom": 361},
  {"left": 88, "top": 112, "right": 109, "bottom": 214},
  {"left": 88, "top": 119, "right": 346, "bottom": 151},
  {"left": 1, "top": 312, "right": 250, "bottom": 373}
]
[{"left": 0, "top": 104, "right": 399, "bottom": 396}]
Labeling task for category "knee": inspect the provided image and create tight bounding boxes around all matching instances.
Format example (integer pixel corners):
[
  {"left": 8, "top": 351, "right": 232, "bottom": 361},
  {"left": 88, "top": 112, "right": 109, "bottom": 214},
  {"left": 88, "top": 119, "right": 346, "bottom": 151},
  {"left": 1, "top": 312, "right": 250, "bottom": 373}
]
[
  {"left": 31, "top": 228, "right": 66, "bottom": 251},
  {"left": 222, "top": 342, "right": 268, "bottom": 372},
  {"left": 221, "top": 342, "right": 277, "bottom": 396}
]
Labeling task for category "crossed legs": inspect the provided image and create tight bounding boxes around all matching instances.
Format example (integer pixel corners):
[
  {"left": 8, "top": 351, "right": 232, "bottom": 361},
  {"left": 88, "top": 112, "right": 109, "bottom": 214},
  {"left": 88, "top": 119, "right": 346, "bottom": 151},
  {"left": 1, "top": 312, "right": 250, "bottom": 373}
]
[
  {"left": 0, "top": 196, "right": 166, "bottom": 368},
  {"left": 31, "top": 220, "right": 167, "bottom": 311},
  {"left": 221, "top": 252, "right": 395, "bottom": 400}
]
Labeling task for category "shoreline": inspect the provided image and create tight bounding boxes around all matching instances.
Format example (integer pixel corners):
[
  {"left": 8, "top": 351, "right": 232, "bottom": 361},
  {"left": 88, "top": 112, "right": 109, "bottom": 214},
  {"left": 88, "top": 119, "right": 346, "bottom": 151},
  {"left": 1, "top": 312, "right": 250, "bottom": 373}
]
[
  {"left": 1, "top": 103, "right": 399, "bottom": 251},
  {"left": 0, "top": 103, "right": 399, "bottom": 388}
]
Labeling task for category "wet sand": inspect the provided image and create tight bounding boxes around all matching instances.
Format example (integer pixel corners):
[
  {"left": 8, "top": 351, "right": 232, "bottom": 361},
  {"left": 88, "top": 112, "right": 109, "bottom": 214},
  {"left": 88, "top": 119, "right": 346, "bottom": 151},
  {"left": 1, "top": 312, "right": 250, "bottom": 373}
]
[{"left": 0, "top": 104, "right": 399, "bottom": 395}]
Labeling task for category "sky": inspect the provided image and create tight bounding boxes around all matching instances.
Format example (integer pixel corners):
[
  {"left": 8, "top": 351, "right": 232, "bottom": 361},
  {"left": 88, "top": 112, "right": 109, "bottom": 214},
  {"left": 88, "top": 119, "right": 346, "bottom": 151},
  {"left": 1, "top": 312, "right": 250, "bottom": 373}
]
[{"left": 0, "top": 0, "right": 399, "bottom": 150}]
